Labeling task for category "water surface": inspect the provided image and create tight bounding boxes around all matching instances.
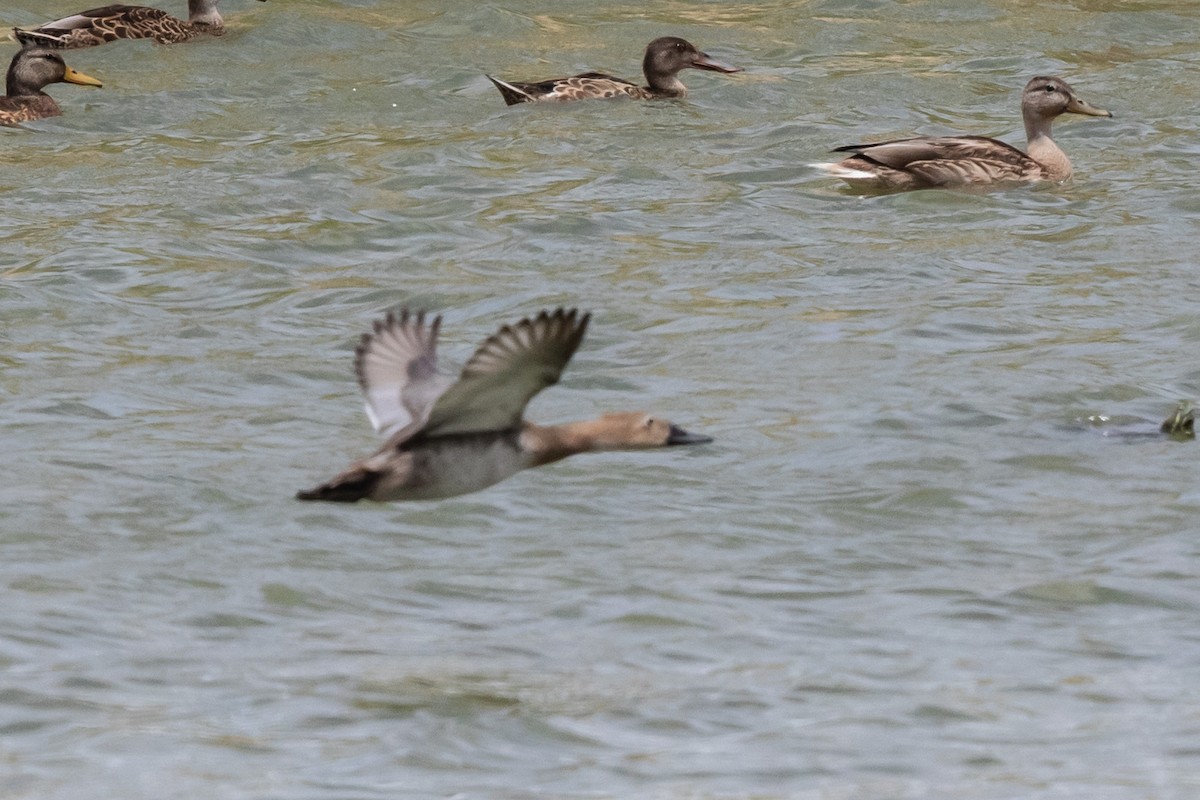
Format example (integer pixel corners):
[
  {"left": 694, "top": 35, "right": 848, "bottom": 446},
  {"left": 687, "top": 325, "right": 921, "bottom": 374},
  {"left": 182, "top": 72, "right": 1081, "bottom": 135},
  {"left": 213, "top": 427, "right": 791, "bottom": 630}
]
[{"left": 3, "top": 1, "right": 1200, "bottom": 797}]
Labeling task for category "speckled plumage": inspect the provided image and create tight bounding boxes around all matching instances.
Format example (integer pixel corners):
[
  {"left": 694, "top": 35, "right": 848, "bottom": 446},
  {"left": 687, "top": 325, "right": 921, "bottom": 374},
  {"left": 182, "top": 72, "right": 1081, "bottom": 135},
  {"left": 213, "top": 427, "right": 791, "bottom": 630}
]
[
  {"left": 487, "top": 36, "right": 742, "bottom": 105},
  {"left": 816, "top": 76, "right": 1112, "bottom": 191},
  {"left": 13, "top": 0, "right": 266, "bottom": 49}
]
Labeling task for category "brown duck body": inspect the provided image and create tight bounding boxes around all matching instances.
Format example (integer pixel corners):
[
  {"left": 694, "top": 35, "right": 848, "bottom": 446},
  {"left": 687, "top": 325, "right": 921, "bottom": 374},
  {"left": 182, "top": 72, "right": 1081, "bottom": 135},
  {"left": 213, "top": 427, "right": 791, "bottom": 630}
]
[
  {"left": 13, "top": 0, "right": 266, "bottom": 49},
  {"left": 487, "top": 36, "right": 741, "bottom": 105},
  {"left": 0, "top": 94, "right": 64, "bottom": 125},
  {"left": 817, "top": 76, "right": 1112, "bottom": 191},
  {"left": 0, "top": 47, "right": 103, "bottom": 126},
  {"left": 297, "top": 308, "right": 712, "bottom": 504}
]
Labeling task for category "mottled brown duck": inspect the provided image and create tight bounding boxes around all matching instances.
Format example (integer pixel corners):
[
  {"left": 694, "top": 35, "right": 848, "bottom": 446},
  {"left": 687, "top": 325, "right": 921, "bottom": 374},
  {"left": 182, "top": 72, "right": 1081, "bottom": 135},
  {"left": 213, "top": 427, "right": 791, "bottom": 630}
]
[
  {"left": 13, "top": 0, "right": 266, "bottom": 49},
  {"left": 297, "top": 308, "right": 712, "bottom": 503},
  {"left": 0, "top": 47, "right": 102, "bottom": 126},
  {"left": 487, "top": 36, "right": 742, "bottom": 105},
  {"left": 816, "top": 76, "right": 1112, "bottom": 190}
]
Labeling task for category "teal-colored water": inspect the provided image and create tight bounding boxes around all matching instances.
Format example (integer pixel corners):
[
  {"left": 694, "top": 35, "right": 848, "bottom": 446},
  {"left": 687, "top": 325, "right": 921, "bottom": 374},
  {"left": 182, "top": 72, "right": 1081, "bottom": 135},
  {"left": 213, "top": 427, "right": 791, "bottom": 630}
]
[{"left": 3, "top": 1, "right": 1199, "bottom": 797}]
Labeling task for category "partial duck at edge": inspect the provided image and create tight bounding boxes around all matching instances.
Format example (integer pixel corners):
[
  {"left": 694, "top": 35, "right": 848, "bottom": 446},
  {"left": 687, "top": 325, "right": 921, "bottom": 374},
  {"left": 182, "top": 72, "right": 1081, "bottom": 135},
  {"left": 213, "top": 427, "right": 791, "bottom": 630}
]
[
  {"left": 815, "top": 76, "right": 1112, "bottom": 191},
  {"left": 297, "top": 308, "right": 712, "bottom": 503},
  {"left": 487, "top": 36, "right": 742, "bottom": 105},
  {"left": 0, "top": 47, "right": 102, "bottom": 126},
  {"left": 13, "top": 0, "right": 267, "bottom": 49}
]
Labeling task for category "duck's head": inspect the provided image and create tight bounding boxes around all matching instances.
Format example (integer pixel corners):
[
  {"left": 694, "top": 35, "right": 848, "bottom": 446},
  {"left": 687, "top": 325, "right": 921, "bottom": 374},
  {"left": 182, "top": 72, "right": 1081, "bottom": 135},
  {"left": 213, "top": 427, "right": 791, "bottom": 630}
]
[
  {"left": 1161, "top": 401, "right": 1195, "bottom": 439},
  {"left": 1021, "top": 76, "right": 1111, "bottom": 122},
  {"left": 642, "top": 36, "right": 742, "bottom": 90},
  {"left": 6, "top": 48, "right": 102, "bottom": 97},
  {"left": 589, "top": 411, "right": 713, "bottom": 450}
]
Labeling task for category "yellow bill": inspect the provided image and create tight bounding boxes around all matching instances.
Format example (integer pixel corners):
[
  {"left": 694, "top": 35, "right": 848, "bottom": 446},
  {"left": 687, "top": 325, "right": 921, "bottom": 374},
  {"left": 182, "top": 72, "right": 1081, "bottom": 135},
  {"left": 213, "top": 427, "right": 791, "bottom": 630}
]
[{"left": 62, "top": 66, "right": 103, "bottom": 88}]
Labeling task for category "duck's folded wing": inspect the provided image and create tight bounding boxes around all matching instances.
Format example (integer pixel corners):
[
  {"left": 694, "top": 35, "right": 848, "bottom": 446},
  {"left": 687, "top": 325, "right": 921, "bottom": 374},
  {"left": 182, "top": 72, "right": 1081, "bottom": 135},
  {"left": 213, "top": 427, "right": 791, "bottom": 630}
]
[
  {"left": 355, "top": 309, "right": 453, "bottom": 441},
  {"left": 25, "top": 5, "right": 168, "bottom": 34},
  {"left": 420, "top": 308, "right": 590, "bottom": 438},
  {"left": 834, "top": 135, "right": 1027, "bottom": 169}
]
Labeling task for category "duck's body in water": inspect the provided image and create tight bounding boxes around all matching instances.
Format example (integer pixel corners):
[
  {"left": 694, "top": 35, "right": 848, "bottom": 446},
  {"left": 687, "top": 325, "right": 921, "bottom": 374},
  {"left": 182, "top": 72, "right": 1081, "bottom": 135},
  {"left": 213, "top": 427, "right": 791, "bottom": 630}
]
[
  {"left": 814, "top": 76, "right": 1111, "bottom": 191},
  {"left": 486, "top": 36, "right": 741, "bottom": 105}
]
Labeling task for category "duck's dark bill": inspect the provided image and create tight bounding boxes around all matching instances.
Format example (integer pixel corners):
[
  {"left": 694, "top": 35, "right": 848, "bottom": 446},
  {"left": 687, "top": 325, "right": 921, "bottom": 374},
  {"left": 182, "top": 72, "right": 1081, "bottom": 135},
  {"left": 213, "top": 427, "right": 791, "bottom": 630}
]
[
  {"left": 667, "top": 425, "right": 714, "bottom": 445},
  {"left": 692, "top": 55, "right": 742, "bottom": 74}
]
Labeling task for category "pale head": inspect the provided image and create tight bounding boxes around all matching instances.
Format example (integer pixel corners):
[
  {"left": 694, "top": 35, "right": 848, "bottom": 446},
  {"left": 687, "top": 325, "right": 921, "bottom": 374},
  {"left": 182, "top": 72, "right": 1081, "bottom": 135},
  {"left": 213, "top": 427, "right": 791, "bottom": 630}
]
[
  {"left": 7, "top": 48, "right": 102, "bottom": 96},
  {"left": 1021, "top": 76, "right": 1112, "bottom": 123},
  {"left": 642, "top": 36, "right": 742, "bottom": 92},
  {"left": 587, "top": 411, "right": 713, "bottom": 450}
]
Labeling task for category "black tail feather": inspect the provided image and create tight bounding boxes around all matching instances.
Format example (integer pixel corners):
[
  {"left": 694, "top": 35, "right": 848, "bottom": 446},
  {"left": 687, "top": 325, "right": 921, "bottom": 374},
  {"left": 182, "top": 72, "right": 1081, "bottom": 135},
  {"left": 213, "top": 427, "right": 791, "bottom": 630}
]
[{"left": 295, "top": 468, "right": 379, "bottom": 503}]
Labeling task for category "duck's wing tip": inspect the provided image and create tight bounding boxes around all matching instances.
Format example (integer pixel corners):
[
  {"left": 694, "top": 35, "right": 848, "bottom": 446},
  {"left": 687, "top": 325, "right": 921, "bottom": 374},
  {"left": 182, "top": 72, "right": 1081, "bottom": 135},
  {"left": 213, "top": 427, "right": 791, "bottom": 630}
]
[
  {"left": 421, "top": 307, "right": 592, "bottom": 437},
  {"left": 353, "top": 307, "right": 450, "bottom": 439}
]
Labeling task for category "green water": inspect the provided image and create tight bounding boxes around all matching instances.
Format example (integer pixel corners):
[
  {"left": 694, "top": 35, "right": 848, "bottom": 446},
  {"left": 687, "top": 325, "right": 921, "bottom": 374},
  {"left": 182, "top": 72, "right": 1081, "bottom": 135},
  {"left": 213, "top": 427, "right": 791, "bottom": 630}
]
[{"left": 3, "top": 1, "right": 1200, "bottom": 797}]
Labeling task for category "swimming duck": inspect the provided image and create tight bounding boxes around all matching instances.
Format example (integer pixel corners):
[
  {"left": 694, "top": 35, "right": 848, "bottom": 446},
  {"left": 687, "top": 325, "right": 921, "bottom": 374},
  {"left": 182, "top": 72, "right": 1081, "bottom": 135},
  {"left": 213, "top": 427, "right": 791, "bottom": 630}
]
[
  {"left": 297, "top": 308, "right": 713, "bottom": 503},
  {"left": 13, "top": 0, "right": 267, "bottom": 49},
  {"left": 815, "top": 76, "right": 1112, "bottom": 190},
  {"left": 487, "top": 36, "right": 742, "bottom": 105},
  {"left": 1082, "top": 401, "right": 1194, "bottom": 442},
  {"left": 0, "top": 47, "right": 102, "bottom": 126}
]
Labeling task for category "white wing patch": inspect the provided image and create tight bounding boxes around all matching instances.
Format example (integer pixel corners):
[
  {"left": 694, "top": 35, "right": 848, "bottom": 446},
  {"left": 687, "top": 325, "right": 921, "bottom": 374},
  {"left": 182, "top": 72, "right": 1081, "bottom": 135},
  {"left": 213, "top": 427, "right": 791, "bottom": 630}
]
[{"left": 354, "top": 309, "right": 452, "bottom": 441}]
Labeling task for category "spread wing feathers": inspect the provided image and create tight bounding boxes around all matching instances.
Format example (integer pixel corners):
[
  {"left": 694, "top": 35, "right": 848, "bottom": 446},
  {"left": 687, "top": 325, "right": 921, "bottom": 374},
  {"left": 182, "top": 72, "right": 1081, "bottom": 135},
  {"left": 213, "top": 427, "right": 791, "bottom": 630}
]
[
  {"left": 834, "top": 135, "right": 1040, "bottom": 184},
  {"left": 420, "top": 308, "right": 590, "bottom": 438},
  {"left": 488, "top": 72, "right": 646, "bottom": 104},
  {"left": 354, "top": 309, "right": 454, "bottom": 442}
]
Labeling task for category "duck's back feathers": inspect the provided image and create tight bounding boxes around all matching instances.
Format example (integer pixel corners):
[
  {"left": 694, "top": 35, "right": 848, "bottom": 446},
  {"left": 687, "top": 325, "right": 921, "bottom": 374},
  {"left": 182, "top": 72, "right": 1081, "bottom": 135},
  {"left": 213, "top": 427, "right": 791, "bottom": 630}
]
[
  {"left": 833, "top": 135, "right": 1031, "bottom": 169},
  {"left": 14, "top": 6, "right": 184, "bottom": 48},
  {"left": 487, "top": 72, "right": 644, "bottom": 105},
  {"left": 829, "top": 135, "right": 1043, "bottom": 188},
  {"left": 354, "top": 309, "right": 453, "bottom": 441},
  {"left": 421, "top": 308, "right": 590, "bottom": 438},
  {"left": 13, "top": 1, "right": 266, "bottom": 48}
]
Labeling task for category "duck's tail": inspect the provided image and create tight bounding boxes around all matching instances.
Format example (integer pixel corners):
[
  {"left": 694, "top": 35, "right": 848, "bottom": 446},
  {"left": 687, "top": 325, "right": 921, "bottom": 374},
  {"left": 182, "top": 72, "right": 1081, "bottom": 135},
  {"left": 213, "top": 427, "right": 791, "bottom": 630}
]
[
  {"left": 486, "top": 75, "right": 533, "bottom": 106},
  {"left": 296, "top": 466, "right": 380, "bottom": 503},
  {"left": 809, "top": 161, "right": 878, "bottom": 181},
  {"left": 12, "top": 27, "right": 67, "bottom": 48}
]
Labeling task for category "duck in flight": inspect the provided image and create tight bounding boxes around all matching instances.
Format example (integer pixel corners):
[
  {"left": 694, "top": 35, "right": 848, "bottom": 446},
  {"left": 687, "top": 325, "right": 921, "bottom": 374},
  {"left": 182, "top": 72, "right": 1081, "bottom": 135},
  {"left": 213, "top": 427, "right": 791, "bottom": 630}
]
[
  {"left": 297, "top": 308, "right": 712, "bottom": 503},
  {"left": 814, "top": 76, "right": 1112, "bottom": 191},
  {"left": 487, "top": 36, "right": 742, "bottom": 105},
  {"left": 13, "top": 0, "right": 267, "bottom": 49}
]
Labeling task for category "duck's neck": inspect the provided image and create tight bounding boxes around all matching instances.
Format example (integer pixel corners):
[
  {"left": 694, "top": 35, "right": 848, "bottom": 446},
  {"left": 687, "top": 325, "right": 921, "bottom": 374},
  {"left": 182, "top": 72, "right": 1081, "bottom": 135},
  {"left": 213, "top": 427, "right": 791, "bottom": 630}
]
[
  {"left": 520, "top": 419, "right": 609, "bottom": 467},
  {"left": 188, "top": 0, "right": 223, "bottom": 26},
  {"left": 6, "top": 63, "right": 40, "bottom": 97},
  {"left": 644, "top": 72, "right": 686, "bottom": 97},
  {"left": 1024, "top": 113, "right": 1071, "bottom": 180}
]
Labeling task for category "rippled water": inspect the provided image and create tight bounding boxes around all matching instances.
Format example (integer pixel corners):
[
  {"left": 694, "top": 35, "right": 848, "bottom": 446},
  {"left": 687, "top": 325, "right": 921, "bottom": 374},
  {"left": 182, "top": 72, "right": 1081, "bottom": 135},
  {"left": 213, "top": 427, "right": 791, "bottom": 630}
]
[{"left": 3, "top": 1, "right": 1200, "bottom": 797}]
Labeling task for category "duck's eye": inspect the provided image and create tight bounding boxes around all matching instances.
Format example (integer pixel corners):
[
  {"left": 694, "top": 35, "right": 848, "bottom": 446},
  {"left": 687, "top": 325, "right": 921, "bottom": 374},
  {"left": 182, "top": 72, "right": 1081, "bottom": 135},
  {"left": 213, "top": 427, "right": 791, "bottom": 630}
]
[
  {"left": 644, "top": 417, "right": 655, "bottom": 428},
  {"left": 1044, "top": 85, "right": 1056, "bottom": 93}
]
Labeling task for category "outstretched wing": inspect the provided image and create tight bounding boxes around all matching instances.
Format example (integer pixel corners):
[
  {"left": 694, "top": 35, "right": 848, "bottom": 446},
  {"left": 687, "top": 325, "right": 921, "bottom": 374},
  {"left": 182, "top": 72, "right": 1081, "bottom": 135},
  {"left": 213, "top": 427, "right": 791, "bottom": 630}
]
[
  {"left": 420, "top": 308, "right": 590, "bottom": 438},
  {"left": 354, "top": 309, "right": 454, "bottom": 442}
]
